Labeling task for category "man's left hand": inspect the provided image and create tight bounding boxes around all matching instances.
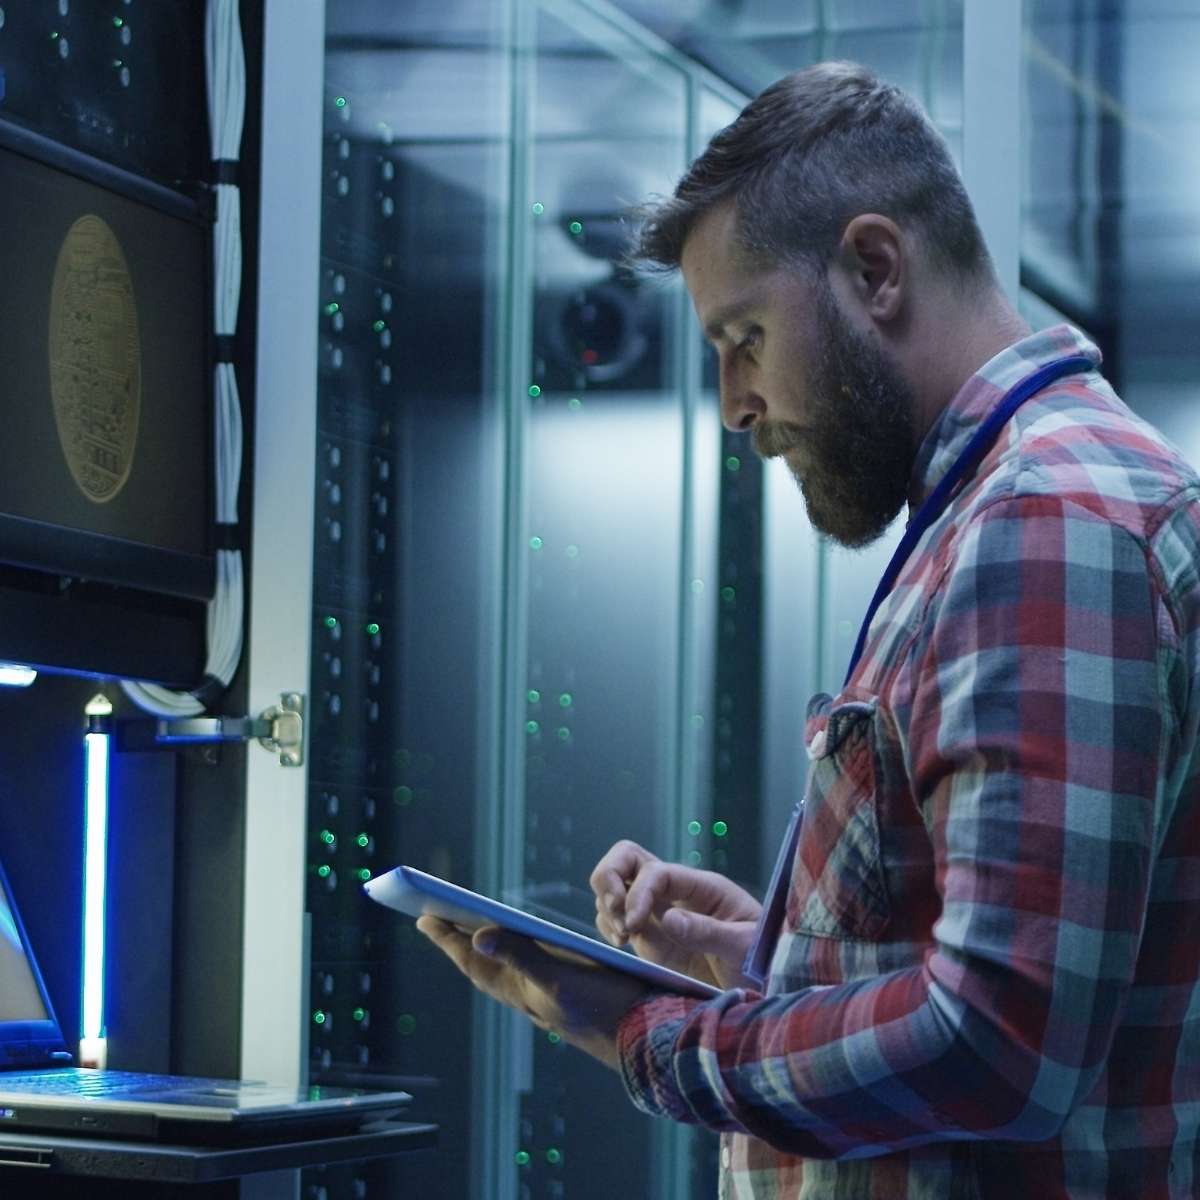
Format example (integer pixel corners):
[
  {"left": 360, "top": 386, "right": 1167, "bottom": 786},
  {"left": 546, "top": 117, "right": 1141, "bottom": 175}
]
[{"left": 416, "top": 916, "right": 653, "bottom": 1071}]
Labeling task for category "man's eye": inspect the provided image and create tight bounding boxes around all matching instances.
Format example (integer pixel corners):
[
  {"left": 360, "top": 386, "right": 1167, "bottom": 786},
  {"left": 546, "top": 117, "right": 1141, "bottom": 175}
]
[{"left": 738, "top": 330, "right": 761, "bottom": 356}]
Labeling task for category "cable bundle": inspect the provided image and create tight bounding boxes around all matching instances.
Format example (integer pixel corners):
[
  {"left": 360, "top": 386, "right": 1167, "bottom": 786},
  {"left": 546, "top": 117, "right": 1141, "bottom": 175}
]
[{"left": 122, "top": 0, "right": 246, "bottom": 717}]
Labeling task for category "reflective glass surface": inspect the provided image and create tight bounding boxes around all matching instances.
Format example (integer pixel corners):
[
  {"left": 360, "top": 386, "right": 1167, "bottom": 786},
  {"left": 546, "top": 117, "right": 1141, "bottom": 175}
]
[
  {"left": 1023, "top": 1, "right": 1200, "bottom": 465},
  {"left": 517, "top": 8, "right": 694, "bottom": 1193}
]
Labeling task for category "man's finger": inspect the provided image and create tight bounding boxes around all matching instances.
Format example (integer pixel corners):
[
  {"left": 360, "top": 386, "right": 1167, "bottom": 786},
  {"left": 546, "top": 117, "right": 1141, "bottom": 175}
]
[
  {"left": 595, "top": 908, "right": 626, "bottom": 946},
  {"left": 473, "top": 928, "right": 592, "bottom": 984},
  {"left": 419, "top": 917, "right": 511, "bottom": 990},
  {"left": 626, "top": 863, "right": 744, "bottom": 930},
  {"left": 661, "top": 908, "right": 756, "bottom": 965},
  {"left": 589, "top": 840, "right": 656, "bottom": 913},
  {"left": 625, "top": 861, "right": 683, "bottom": 930}
]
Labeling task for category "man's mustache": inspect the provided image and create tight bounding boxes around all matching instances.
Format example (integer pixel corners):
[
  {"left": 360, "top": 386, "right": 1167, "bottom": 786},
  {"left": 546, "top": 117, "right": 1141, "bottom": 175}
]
[{"left": 753, "top": 421, "right": 807, "bottom": 458}]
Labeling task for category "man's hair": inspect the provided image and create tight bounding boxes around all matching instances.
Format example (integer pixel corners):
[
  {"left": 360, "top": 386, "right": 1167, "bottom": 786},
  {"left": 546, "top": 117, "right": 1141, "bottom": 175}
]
[{"left": 632, "top": 61, "right": 992, "bottom": 283}]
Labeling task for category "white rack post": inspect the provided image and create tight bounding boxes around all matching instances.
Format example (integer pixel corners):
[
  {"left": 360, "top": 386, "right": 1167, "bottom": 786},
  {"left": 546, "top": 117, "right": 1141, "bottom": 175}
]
[{"left": 241, "top": 0, "right": 324, "bottom": 1091}]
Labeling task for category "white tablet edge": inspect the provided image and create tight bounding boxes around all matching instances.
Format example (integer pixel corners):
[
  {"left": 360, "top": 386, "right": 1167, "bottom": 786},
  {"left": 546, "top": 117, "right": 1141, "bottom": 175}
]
[{"left": 364, "top": 866, "right": 721, "bottom": 1001}]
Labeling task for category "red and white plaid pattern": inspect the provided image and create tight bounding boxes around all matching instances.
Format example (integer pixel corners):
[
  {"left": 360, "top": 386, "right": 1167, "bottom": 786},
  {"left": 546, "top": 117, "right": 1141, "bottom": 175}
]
[{"left": 617, "top": 325, "right": 1200, "bottom": 1199}]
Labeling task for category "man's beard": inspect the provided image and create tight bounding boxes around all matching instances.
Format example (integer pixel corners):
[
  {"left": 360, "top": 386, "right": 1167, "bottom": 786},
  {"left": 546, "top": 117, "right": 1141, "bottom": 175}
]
[{"left": 754, "top": 280, "right": 917, "bottom": 549}]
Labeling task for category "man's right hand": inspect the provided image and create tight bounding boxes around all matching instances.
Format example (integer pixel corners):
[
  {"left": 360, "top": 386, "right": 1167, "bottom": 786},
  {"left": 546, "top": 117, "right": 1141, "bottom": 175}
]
[{"left": 589, "top": 840, "right": 762, "bottom": 991}]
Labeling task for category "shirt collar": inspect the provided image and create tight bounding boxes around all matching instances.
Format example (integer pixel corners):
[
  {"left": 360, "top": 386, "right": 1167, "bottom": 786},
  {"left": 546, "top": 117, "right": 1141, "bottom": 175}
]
[{"left": 907, "top": 323, "right": 1103, "bottom": 512}]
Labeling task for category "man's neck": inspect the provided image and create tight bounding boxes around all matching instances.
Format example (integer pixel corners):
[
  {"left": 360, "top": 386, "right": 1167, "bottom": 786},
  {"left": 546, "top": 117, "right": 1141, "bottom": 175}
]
[{"left": 905, "top": 286, "right": 1032, "bottom": 449}]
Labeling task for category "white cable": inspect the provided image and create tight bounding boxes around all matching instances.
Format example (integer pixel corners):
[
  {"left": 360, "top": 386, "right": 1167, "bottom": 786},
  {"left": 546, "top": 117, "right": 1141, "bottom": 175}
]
[{"left": 123, "top": 0, "right": 246, "bottom": 718}]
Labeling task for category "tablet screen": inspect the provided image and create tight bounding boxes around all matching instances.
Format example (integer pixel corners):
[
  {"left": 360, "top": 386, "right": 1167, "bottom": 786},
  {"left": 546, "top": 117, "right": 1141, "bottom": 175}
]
[{"left": 501, "top": 881, "right": 611, "bottom": 942}]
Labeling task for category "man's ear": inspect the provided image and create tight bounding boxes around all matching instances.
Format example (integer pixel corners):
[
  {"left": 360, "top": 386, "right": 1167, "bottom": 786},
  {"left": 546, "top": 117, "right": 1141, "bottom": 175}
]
[{"left": 836, "top": 214, "right": 904, "bottom": 323}]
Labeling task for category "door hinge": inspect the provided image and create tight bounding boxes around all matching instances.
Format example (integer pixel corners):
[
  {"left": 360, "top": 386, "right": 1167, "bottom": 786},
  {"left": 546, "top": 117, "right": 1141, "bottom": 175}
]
[
  {"left": 257, "top": 692, "right": 305, "bottom": 767},
  {"left": 114, "top": 692, "right": 306, "bottom": 767}
]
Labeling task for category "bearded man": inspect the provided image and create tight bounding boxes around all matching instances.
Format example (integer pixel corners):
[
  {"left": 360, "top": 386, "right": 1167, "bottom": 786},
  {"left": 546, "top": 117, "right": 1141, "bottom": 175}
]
[{"left": 420, "top": 61, "right": 1200, "bottom": 1200}]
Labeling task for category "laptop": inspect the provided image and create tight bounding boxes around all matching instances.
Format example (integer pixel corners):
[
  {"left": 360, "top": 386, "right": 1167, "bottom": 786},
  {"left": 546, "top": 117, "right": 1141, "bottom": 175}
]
[{"left": 0, "top": 862, "right": 410, "bottom": 1143}]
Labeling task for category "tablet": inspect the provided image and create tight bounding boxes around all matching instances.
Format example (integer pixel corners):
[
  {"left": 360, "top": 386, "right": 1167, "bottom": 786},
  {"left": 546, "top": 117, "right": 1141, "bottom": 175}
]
[{"left": 364, "top": 866, "right": 721, "bottom": 1000}]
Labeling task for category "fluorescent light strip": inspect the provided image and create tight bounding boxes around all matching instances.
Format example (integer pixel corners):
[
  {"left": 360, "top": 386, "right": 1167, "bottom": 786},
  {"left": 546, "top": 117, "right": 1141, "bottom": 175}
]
[
  {"left": 0, "top": 664, "right": 36, "bottom": 687},
  {"left": 81, "top": 731, "right": 109, "bottom": 1045}
]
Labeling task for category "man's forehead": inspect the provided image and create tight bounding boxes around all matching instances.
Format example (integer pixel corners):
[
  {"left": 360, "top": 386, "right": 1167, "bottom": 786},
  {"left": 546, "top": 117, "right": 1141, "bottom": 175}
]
[
  {"left": 680, "top": 201, "right": 743, "bottom": 276},
  {"left": 681, "top": 204, "right": 764, "bottom": 329}
]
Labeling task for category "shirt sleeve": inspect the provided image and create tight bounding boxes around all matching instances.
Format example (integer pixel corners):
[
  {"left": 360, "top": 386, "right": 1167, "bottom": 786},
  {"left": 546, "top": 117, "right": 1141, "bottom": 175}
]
[{"left": 615, "top": 494, "right": 1176, "bottom": 1159}]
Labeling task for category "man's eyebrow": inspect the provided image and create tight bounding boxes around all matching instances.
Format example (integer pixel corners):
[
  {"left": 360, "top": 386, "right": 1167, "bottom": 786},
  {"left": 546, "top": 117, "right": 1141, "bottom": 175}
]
[{"left": 702, "top": 298, "right": 757, "bottom": 343}]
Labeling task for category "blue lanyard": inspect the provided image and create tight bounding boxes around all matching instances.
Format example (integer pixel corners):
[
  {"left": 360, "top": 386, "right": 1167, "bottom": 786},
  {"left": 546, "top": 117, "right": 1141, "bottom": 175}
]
[
  {"left": 842, "top": 354, "right": 1094, "bottom": 687},
  {"left": 741, "top": 352, "right": 1093, "bottom": 990}
]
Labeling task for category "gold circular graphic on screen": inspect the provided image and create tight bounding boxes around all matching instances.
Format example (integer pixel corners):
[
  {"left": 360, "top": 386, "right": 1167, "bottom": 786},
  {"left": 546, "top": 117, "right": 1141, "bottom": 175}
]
[{"left": 48, "top": 214, "right": 141, "bottom": 504}]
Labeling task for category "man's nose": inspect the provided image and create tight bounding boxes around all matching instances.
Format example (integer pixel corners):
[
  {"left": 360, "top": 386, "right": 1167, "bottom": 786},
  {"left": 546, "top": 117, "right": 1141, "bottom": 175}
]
[{"left": 719, "top": 358, "right": 766, "bottom": 433}]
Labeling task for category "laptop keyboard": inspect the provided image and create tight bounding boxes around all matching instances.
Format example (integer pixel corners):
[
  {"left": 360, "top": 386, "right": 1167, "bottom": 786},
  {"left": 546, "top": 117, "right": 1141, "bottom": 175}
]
[{"left": 0, "top": 1069, "right": 213, "bottom": 1096}]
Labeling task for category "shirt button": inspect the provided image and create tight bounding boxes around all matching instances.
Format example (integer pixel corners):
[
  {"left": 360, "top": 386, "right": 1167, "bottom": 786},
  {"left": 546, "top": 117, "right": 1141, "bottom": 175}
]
[{"left": 721, "top": 1145, "right": 731, "bottom": 1170}]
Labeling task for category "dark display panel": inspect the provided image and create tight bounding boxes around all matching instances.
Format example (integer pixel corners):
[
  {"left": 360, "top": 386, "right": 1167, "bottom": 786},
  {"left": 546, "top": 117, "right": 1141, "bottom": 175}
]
[
  {"left": 0, "top": 126, "right": 212, "bottom": 601},
  {"left": 0, "top": 0, "right": 217, "bottom": 683},
  {"left": 0, "top": 0, "right": 207, "bottom": 190}
]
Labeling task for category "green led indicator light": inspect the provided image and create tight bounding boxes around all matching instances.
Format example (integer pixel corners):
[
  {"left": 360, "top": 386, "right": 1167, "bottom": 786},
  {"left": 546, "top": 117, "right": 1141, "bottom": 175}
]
[
  {"left": 527, "top": 689, "right": 541, "bottom": 704},
  {"left": 515, "top": 1150, "right": 531, "bottom": 1166},
  {"left": 316, "top": 864, "right": 331, "bottom": 878},
  {"left": 373, "top": 319, "right": 386, "bottom": 332},
  {"left": 547, "top": 1031, "right": 561, "bottom": 1044},
  {"left": 569, "top": 221, "right": 583, "bottom": 235},
  {"left": 50, "top": 31, "right": 59, "bottom": 40},
  {"left": 366, "top": 622, "right": 380, "bottom": 636},
  {"left": 687, "top": 820, "right": 702, "bottom": 837},
  {"left": 531, "top": 202, "right": 544, "bottom": 215},
  {"left": 687, "top": 850, "right": 703, "bottom": 866},
  {"left": 113, "top": 17, "right": 125, "bottom": 28},
  {"left": 528, "top": 384, "right": 541, "bottom": 397},
  {"left": 726, "top": 455, "right": 741, "bottom": 472},
  {"left": 320, "top": 830, "right": 335, "bottom": 845},
  {"left": 546, "top": 1148, "right": 563, "bottom": 1165},
  {"left": 558, "top": 693, "right": 572, "bottom": 708},
  {"left": 525, "top": 720, "right": 540, "bottom": 735},
  {"left": 313, "top": 1010, "right": 326, "bottom": 1025},
  {"left": 357, "top": 868, "right": 372, "bottom": 882},
  {"left": 568, "top": 397, "right": 582, "bottom": 411},
  {"left": 556, "top": 726, "right": 571, "bottom": 742},
  {"left": 397, "top": 1014, "right": 416, "bottom": 1035},
  {"left": 355, "top": 832, "right": 369, "bottom": 848},
  {"left": 324, "top": 615, "right": 338, "bottom": 629},
  {"left": 324, "top": 302, "right": 339, "bottom": 315},
  {"left": 713, "top": 820, "right": 729, "bottom": 837},
  {"left": 394, "top": 785, "right": 412, "bottom": 806},
  {"left": 334, "top": 96, "right": 347, "bottom": 108},
  {"left": 353, "top": 1008, "right": 366, "bottom": 1022},
  {"left": 529, "top": 536, "right": 544, "bottom": 551},
  {"left": 721, "top": 586, "right": 736, "bottom": 603}
]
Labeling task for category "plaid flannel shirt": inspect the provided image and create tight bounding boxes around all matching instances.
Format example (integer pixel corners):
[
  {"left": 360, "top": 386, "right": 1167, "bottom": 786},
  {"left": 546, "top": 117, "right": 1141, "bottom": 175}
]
[{"left": 616, "top": 325, "right": 1200, "bottom": 1199}]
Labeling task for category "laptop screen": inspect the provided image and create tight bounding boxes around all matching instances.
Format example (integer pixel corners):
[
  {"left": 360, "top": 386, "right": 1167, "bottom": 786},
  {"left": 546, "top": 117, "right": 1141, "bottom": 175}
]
[{"left": 0, "top": 881, "right": 49, "bottom": 1022}]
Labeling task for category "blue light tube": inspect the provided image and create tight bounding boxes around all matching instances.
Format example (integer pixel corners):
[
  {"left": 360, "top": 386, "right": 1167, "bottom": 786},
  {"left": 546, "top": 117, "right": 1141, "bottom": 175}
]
[{"left": 81, "top": 730, "right": 109, "bottom": 1043}]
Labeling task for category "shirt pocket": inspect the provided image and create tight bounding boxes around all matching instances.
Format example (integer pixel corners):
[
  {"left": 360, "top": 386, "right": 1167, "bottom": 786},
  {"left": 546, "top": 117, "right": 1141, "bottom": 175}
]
[{"left": 786, "top": 691, "right": 891, "bottom": 942}]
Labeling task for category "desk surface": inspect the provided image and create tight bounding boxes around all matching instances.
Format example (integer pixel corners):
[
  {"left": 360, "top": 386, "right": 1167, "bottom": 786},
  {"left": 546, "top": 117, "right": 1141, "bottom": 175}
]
[{"left": 0, "top": 1119, "right": 438, "bottom": 1183}]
